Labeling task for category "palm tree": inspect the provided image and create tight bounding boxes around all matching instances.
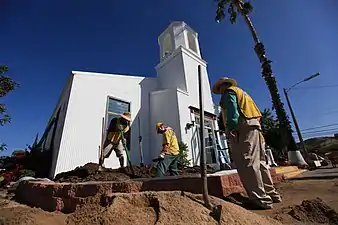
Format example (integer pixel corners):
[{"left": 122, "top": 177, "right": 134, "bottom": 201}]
[{"left": 214, "top": 0, "right": 297, "bottom": 151}]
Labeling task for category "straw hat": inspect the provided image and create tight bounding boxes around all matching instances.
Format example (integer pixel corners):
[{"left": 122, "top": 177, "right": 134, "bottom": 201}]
[
  {"left": 212, "top": 77, "right": 237, "bottom": 94},
  {"left": 120, "top": 112, "right": 131, "bottom": 122},
  {"left": 156, "top": 122, "right": 163, "bottom": 131}
]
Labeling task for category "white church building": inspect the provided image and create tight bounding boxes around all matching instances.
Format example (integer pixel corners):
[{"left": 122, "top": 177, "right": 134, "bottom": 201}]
[{"left": 39, "top": 21, "right": 231, "bottom": 178}]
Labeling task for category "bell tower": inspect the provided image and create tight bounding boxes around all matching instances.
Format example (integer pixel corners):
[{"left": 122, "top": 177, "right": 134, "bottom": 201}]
[
  {"left": 151, "top": 21, "right": 217, "bottom": 165},
  {"left": 158, "top": 21, "right": 201, "bottom": 62},
  {"left": 155, "top": 22, "right": 213, "bottom": 112}
]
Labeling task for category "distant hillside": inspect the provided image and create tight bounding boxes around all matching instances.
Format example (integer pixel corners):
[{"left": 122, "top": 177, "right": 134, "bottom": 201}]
[{"left": 302, "top": 136, "right": 338, "bottom": 153}]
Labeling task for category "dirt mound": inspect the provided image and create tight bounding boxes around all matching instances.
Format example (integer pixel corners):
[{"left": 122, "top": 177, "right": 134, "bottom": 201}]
[
  {"left": 0, "top": 206, "right": 66, "bottom": 225},
  {"left": 287, "top": 198, "right": 338, "bottom": 224},
  {"left": 0, "top": 191, "right": 281, "bottom": 225},
  {"left": 54, "top": 163, "right": 217, "bottom": 183},
  {"left": 65, "top": 191, "right": 282, "bottom": 225}
]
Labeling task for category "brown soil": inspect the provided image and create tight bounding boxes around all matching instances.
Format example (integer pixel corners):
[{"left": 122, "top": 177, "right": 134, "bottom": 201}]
[
  {"left": 255, "top": 179, "right": 338, "bottom": 225},
  {"left": 1, "top": 177, "right": 338, "bottom": 224},
  {"left": 287, "top": 198, "right": 338, "bottom": 224},
  {"left": 54, "top": 162, "right": 217, "bottom": 183},
  {"left": 0, "top": 191, "right": 281, "bottom": 225}
]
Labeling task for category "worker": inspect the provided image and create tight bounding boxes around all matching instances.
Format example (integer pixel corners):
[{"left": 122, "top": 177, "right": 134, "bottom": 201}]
[
  {"left": 100, "top": 112, "right": 131, "bottom": 169},
  {"left": 212, "top": 77, "right": 281, "bottom": 210},
  {"left": 265, "top": 144, "right": 278, "bottom": 167},
  {"left": 154, "top": 122, "right": 180, "bottom": 177}
]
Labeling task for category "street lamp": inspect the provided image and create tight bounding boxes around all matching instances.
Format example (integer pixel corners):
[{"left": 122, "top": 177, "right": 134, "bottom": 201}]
[{"left": 283, "top": 72, "right": 320, "bottom": 155}]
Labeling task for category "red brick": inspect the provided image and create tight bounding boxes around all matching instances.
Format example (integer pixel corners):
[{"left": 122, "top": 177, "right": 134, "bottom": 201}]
[{"left": 15, "top": 171, "right": 285, "bottom": 213}]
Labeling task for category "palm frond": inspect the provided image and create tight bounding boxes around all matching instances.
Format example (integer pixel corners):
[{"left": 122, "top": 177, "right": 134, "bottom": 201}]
[
  {"left": 215, "top": 0, "right": 254, "bottom": 23},
  {"left": 228, "top": 3, "right": 237, "bottom": 24},
  {"left": 215, "top": 0, "right": 227, "bottom": 22},
  {"left": 242, "top": 1, "right": 253, "bottom": 14}
]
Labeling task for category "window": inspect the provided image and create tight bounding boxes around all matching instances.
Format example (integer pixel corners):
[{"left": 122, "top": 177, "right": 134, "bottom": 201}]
[
  {"left": 162, "top": 33, "right": 172, "bottom": 59},
  {"left": 106, "top": 97, "right": 131, "bottom": 149},
  {"left": 187, "top": 31, "right": 197, "bottom": 54},
  {"left": 106, "top": 97, "right": 131, "bottom": 129}
]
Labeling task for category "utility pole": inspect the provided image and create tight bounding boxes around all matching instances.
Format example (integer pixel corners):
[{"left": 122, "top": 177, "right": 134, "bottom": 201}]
[
  {"left": 197, "top": 65, "right": 211, "bottom": 209},
  {"left": 283, "top": 88, "right": 307, "bottom": 155},
  {"left": 283, "top": 72, "right": 320, "bottom": 156}
]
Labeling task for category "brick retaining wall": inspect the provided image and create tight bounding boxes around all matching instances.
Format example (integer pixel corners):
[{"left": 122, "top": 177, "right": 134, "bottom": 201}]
[{"left": 15, "top": 169, "right": 284, "bottom": 213}]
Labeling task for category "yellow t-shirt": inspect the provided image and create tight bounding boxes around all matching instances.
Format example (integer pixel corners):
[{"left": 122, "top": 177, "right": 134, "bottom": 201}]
[
  {"left": 105, "top": 118, "right": 130, "bottom": 147},
  {"left": 162, "top": 128, "right": 180, "bottom": 156}
]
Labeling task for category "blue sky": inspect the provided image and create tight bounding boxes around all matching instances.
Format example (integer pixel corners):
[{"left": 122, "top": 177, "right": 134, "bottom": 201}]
[{"left": 1, "top": 0, "right": 338, "bottom": 154}]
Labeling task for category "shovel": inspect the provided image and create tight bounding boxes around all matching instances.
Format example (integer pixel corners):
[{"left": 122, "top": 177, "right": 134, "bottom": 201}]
[
  {"left": 98, "top": 117, "right": 106, "bottom": 171},
  {"left": 120, "top": 131, "right": 135, "bottom": 175},
  {"left": 138, "top": 117, "right": 144, "bottom": 166}
]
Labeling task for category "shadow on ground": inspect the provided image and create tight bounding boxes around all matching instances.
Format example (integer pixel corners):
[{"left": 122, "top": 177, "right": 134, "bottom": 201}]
[{"left": 223, "top": 192, "right": 269, "bottom": 210}]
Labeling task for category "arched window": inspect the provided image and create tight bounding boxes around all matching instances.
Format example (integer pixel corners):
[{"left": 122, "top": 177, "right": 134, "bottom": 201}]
[
  {"left": 162, "top": 33, "right": 172, "bottom": 58},
  {"left": 187, "top": 31, "right": 197, "bottom": 54}
]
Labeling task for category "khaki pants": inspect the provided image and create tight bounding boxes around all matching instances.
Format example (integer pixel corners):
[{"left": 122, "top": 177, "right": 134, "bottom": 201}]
[
  {"left": 229, "top": 118, "right": 280, "bottom": 205},
  {"left": 100, "top": 140, "right": 125, "bottom": 168},
  {"left": 103, "top": 140, "right": 124, "bottom": 158}
]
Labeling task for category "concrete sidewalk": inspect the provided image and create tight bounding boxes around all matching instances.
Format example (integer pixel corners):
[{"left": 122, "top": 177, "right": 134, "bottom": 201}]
[{"left": 289, "top": 167, "right": 338, "bottom": 180}]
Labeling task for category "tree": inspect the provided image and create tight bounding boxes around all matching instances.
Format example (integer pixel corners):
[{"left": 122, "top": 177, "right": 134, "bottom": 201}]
[
  {"left": 0, "top": 144, "right": 7, "bottom": 151},
  {"left": 178, "top": 141, "right": 191, "bottom": 167},
  {"left": 0, "top": 66, "right": 19, "bottom": 151},
  {"left": 260, "top": 108, "right": 277, "bottom": 133},
  {"left": 214, "top": 0, "right": 297, "bottom": 152},
  {"left": 11, "top": 149, "right": 26, "bottom": 157},
  {"left": 0, "top": 66, "right": 18, "bottom": 125},
  {"left": 260, "top": 108, "right": 288, "bottom": 158}
]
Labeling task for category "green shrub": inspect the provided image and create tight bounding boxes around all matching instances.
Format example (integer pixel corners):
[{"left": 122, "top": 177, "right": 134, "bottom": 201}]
[
  {"left": 178, "top": 141, "right": 191, "bottom": 167},
  {"left": 17, "top": 169, "right": 36, "bottom": 179}
]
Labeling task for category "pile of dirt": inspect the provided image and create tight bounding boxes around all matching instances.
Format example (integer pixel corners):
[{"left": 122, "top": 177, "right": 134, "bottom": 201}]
[
  {"left": 0, "top": 191, "right": 282, "bottom": 225},
  {"left": 0, "top": 206, "right": 66, "bottom": 225},
  {"left": 286, "top": 198, "right": 338, "bottom": 224},
  {"left": 54, "top": 162, "right": 217, "bottom": 183}
]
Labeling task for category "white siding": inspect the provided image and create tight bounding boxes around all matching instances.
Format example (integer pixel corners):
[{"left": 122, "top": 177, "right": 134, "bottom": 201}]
[
  {"left": 54, "top": 72, "right": 157, "bottom": 176},
  {"left": 49, "top": 76, "right": 74, "bottom": 177}
]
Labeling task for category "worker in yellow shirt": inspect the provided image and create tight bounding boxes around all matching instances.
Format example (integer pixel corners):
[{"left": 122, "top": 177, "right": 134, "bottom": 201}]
[
  {"left": 100, "top": 112, "right": 131, "bottom": 169},
  {"left": 154, "top": 122, "right": 180, "bottom": 177},
  {"left": 212, "top": 77, "right": 281, "bottom": 210}
]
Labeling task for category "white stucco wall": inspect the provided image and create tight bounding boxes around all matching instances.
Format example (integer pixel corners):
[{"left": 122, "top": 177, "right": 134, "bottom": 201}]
[
  {"left": 53, "top": 71, "right": 158, "bottom": 176},
  {"left": 181, "top": 49, "right": 214, "bottom": 114},
  {"left": 176, "top": 90, "right": 196, "bottom": 165},
  {"left": 149, "top": 89, "right": 180, "bottom": 160},
  {"left": 155, "top": 40, "right": 216, "bottom": 167},
  {"left": 156, "top": 51, "right": 187, "bottom": 92}
]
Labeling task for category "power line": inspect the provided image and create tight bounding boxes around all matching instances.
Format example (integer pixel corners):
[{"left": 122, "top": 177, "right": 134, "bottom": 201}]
[
  {"left": 292, "top": 84, "right": 338, "bottom": 90},
  {"left": 302, "top": 128, "right": 338, "bottom": 135},
  {"left": 301, "top": 130, "right": 338, "bottom": 137},
  {"left": 322, "top": 110, "right": 338, "bottom": 115},
  {"left": 301, "top": 123, "right": 338, "bottom": 131}
]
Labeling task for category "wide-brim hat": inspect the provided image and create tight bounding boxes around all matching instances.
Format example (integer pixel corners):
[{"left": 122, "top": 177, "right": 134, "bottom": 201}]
[
  {"left": 156, "top": 122, "right": 163, "bottom": 131},
  {"left": 212, "top": 77, "right": 237, "bottom": 94},
  {"left": 120, "top": 112, "right": 131, "bottom": 122}
]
